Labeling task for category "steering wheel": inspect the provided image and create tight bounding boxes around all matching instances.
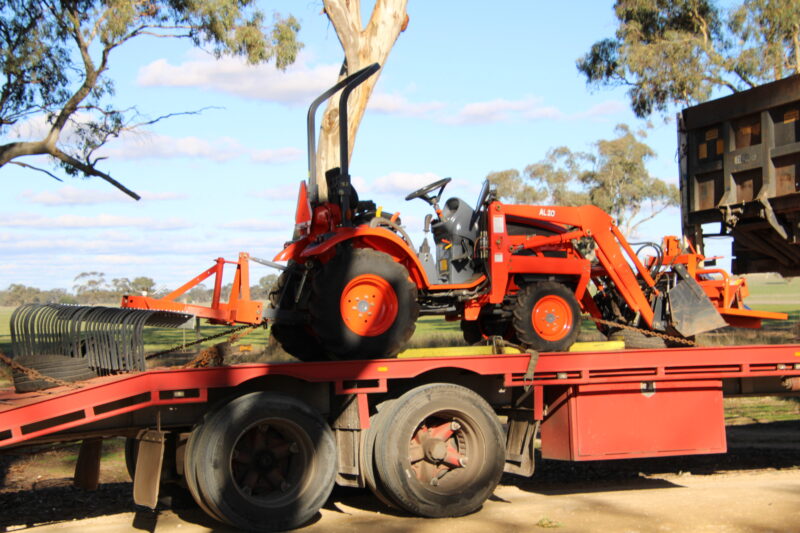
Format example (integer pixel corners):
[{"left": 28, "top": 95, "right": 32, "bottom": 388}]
[{"left": 405, "top": 177, "right": 452, "bottom": 203}]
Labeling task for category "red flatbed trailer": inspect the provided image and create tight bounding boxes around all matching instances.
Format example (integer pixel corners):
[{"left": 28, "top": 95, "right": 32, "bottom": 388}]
[{"left": 1, "top": 344, "right": 799, "bottom": 531}]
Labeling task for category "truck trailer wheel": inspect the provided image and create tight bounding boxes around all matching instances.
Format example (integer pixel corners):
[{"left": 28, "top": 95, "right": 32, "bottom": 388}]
[
  {"left": 310, "top": 247, "right": 418, "bottom": 360},
  {"left": 513, "top": 282, "right": 581, "bottom": 352},
  {"left": 190, "top": 392, "right": 336, "bottom": 532},
  {"left": 184, "top": 420, "right": 227, "bottom": 524},
  {"left": 373, "top": 383, "right": 505, "bottom": 518},
  {"left": 360, "top": 400, "right": 400, "bottom": 509}
]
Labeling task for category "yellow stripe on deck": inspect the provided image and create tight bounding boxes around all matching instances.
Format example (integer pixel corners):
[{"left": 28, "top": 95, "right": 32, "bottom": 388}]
[{"left": 396, "top": 341, "right": 624, "bottom": 359}]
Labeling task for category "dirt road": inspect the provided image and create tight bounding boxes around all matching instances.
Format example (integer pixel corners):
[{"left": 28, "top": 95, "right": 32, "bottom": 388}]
[
  {"left": 2, "top": 419, "right": 799, "bottom": 532},
  {"left": 14, "top": 468, "right": 798, "bottom": 533}
]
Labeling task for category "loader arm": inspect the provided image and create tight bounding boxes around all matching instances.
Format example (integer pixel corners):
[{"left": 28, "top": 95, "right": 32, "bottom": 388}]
[{"left": 487, "top": 202, "right": 658, "bottom": 327}]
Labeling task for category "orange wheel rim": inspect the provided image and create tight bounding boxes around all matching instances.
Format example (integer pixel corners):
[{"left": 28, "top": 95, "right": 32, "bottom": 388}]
[
  {"left": 531, "top": 295, "right": 572, "bottom": 341},
  {"left": 341, "top": 274, "right": 398, "bottom": 336}
]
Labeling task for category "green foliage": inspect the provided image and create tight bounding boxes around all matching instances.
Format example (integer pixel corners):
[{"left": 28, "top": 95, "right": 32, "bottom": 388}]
[
  {"left": 489, "top": 125, "right": 679, "bottom": 236},
  {"left": 578, "top": 0, "right": 800, "bottom": 117},
  {"left": 0, "top": 0, "right": 302, "bottom": 196}
]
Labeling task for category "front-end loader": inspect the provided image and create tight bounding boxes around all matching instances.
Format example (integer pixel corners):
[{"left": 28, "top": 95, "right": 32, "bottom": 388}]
[{"left": 268, "top": 63, "right": 786, "bottom": 361}]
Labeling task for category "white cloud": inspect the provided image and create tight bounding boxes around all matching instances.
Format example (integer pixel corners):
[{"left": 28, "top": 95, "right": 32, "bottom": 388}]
[
  {"left": 0, "top": 213, "right": 191, "bottom": 230},
  {"left": 446, "top": 97, "right": 564, "bottom": 125},
  {"left": 96, "top": 130, "right": 301, "bottom": 164},
  {"left": 368, "top": 93, "right": 445, "bottom": 117},
  {"left": 575, "top": 100, "right": 627, "bottom": 119},
  {"left": 137, "top": 54, "right": 340, "bottom": 105},
  {"left": 22, "top": 186, "right": 187, "bottom": 206},
  {"left": 368, "top": 172, "right": 445, "bottom": 196},
  {"left": 99, "top": 132, "right": 243, "bottom": 162}
]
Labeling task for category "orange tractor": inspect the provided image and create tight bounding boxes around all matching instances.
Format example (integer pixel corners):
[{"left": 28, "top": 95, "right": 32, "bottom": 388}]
[{"left": 266, "top": 64, "right": 785, "bottom": 361}]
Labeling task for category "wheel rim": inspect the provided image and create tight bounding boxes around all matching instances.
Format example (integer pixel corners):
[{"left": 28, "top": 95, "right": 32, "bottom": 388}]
[
  {"left": 340, "top": 274, "right": 398, "bottom": 336},
  {"left": 229, "top": 419, "right": 314, "bottom": 506},
  {"left": 531, "top": 294, "right": 573, "bottom": 341},
  {"left": 406, "top": 412, "right": 481, "bottom": 492}
]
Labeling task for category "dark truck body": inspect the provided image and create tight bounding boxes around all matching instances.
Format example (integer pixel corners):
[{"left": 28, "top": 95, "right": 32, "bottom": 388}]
[{"left": 679, "top": 74, "right": 800, "bottom": 276}]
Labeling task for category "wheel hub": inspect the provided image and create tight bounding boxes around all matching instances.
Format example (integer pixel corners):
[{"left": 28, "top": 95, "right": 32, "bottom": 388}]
[
  {"left": 340, "top": 274, "right": 399, "bottom": 337},
  {"left": 409, "top": 419, "right": 468, "bottom": 485},
  {"left": 532, "top": 294, "right": 572, "bottom": 341},
  {"left": 423, "top": 439, "right": 448, "bottom": 462}
]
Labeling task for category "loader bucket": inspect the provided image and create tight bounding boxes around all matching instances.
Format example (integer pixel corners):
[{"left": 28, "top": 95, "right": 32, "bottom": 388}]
[
  {"left": 10, "top": 304, "right": 192, "bottom": 374},
  {"left": 666, "top": 265, "right": 728, "bottom": 337}
]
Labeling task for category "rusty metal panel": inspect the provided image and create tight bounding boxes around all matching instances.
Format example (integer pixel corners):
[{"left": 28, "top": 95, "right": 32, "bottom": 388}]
[
  {"left": 541, "top": 380, "right": 726, "bottom": 461},
  {"left": 680, "top": 75, "right": 800, "bottom": 276}
]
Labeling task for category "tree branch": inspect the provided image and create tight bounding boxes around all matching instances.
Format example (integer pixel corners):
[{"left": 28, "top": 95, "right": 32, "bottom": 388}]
[
  {"left": 8, "top": 161, "right": 63, "bottom": 182},
  {"left": 51, "top": 148, "right": 140, "bottom": 200},
  {"left": 323, "top": 0, "right": 362, "bottom": 58},
  {"left": 127, "top": 106, "right": 223, "bottom": 129}
]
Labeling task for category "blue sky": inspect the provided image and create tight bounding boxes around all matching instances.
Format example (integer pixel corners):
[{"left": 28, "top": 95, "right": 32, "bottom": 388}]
[{"left": 0, "top": 1, "right": 731, "bottom": 291}]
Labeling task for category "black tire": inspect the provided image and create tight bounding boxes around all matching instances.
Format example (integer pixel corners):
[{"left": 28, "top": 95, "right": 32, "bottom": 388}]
[
  {"left": 309, "top": 247, "right": 419, "bottom": 360},
  {"left": 373, "top": 383, "right": 506, "bottom": 518},
  {"left": 268, "top": 265, "right": 327, "bottom": 362},
  {"left": 513, "top": 282, "right": 581, "bottom": 352},
  {"left": 183, "top": 421, "right": 226, "bottom": 523},
  {"left": 191, "top": 392, "right": 337, "bottom": 531},
  {"left": 613, "top": 329, "right": 667, "bottom": 349},
  {"left": 460, "top": 320, "right": 483, "bottom": 345},
  {"left": 360, "top": 400, "right": 400, "bottom": 509},
  {"left": 12, "top": 354, "right": 96, "bottom": 393},
  {"left": 460, "top": 313, "right": 515, "bottom": 345}
]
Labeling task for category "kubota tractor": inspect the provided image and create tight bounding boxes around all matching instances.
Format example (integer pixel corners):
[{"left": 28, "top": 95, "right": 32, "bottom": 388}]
[{"left": 268, "top": 63, "right": 785, "bottom": 361}]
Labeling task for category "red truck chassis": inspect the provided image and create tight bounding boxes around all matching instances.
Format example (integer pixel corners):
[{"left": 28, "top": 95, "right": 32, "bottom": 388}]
[{"left": 1, "top": 344, "right": 799, "bottom": 530}]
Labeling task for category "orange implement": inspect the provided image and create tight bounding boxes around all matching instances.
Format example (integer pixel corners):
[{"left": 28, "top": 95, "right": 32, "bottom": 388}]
[{"left": 121, "top": 252, "right": 263, "bottom": 326}]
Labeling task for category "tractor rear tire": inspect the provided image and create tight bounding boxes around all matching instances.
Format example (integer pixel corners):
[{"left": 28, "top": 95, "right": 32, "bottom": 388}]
[
  {"left": 310, "top": 247, "right": 418, "bottom": 360},
  {"left": 12, "top": 354, "right": 96, "bottom": 393},
  {"left": 513, "top": 282, "right": 581, "bottom": 352},
  {"left": 268, "top": 265, "right": 326, "bottom": 362}
]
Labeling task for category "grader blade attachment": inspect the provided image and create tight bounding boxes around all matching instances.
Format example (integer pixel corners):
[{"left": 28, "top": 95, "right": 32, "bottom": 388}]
[
  {"left": 10, "top": 304, "right": 192, "bottom": 374},
  {"left": 666, "top": 265, "right": 728, "bottom": 337}
]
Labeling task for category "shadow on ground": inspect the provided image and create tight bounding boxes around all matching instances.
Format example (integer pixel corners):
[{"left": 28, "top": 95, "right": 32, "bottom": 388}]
[{"left": 0, "top": 419, "right": 798, "bottom": 530}]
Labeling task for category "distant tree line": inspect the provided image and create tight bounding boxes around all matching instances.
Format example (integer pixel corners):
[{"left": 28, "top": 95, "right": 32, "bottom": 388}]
[{"left": 0, "top": 272, "right": 278, "bottom": 307}]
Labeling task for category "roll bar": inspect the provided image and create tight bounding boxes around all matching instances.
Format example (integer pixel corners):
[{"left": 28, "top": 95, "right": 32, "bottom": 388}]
[{"left": 305, "top": 62, "right": 381, "bottom": 205}]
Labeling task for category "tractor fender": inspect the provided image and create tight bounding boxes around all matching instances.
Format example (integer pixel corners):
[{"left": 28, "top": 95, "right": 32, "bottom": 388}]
[
  {"left": 273, "top": 239, "right": 308, "bottom": 263},
  {"left": 299, "top": 226, "right": 432, "bottom": 288}
]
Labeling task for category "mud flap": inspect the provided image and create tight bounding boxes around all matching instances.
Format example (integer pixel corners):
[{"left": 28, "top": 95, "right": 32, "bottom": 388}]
[
  {"left": 504, "top": 415, "right": 538, "bottom": 477},
  {"left": 667, "top": 265, "right": 727, "bottom": 337},
  {"left": 132, "top": 429, "right": 165, "bottom": 509}
]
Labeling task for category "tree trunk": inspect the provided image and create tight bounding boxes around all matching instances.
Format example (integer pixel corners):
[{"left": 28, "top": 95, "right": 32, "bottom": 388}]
[{"left": 316, "top": 0, "right": 408, "bottom": 202}]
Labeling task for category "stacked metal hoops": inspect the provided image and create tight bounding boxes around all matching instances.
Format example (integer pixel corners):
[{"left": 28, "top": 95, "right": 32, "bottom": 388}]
[{"left": 10, "top": 304, "right": 192, "bottom": 374}]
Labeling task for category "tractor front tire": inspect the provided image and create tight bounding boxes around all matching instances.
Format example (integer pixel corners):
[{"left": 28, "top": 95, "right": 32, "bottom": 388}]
[
  {"left": 310, "top": 247, "right": 418, "bottom": 360},
  {"left": 513, "top": 282, "right": 581, "bottom": 352}
]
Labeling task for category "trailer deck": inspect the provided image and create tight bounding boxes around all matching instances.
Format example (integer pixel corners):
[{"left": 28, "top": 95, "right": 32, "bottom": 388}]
[{"left": 2, "top": 344, "right": 799, "bottom": 450}]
